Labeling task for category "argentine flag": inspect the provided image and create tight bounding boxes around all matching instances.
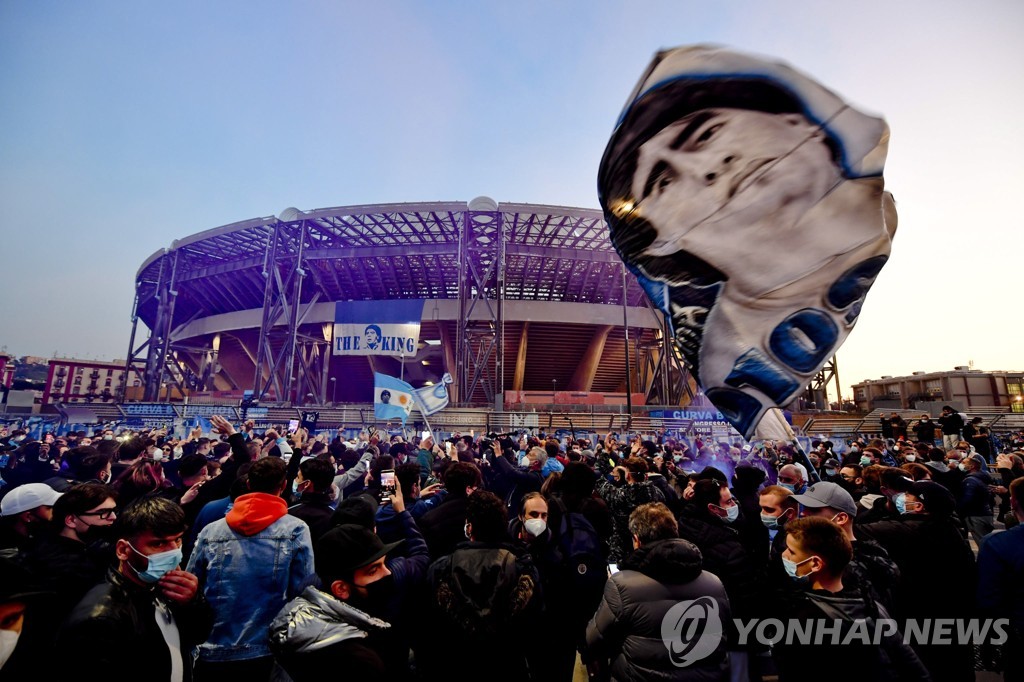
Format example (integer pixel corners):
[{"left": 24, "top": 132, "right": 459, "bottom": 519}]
[
  {"left": 374, "top": 373, "right": 415, "bottom": 425},
  {"left": 412, "top": 373, "right": 453, "bottom": 416}
]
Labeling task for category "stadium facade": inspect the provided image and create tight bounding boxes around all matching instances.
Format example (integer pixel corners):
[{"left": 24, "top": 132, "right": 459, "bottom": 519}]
[{"left": 124, "top": 199, "right": 691, "bottom": 408}]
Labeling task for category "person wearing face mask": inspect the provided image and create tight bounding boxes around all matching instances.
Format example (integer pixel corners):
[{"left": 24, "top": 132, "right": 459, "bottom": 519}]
[
  {"left": 594, "top": 456, "right": 666, "bottom": 563},
  {"left": 268, "top": 523, "right": 394, "bottom": 680},
  {"left": 776, "top": 463, "right": 807, "bottom": 495},
  {"left": 857, "top": 481, "right": 977, "bottom": 681},
  {"left": 16, "top": 482, "right": 123, "bottom": 669},
  {"left": 57, "top": 496, "right": 212, "bottom": 682},
  {"left": 274, "top": 475, "right": 429, "bottom": 681},
  {"left": 677, "top": 478, "right": 761, "bottom": 673},
  {"left": 510, "top": 492, "right": 584, "bottom": 682},
  {"left": 422, "top": 491, "right": 542, "bottom": 682},
  {"left": 957, "top": 453, "right": 996, "bottom": 546},
  {"left": 187, "top": 456, "right": 313, "bottom": 681},
  {"left": 286, "top": 458, "right": 337, "bottom": 543},
  {"left": 584, "top": 502, "right": 730, "bottom": 682},
  {"left": 0, "top": 557, "right": 50, "bottom": 677},
  {"left": 757, "top": 484, "right": 798, "bottom": 574},
  {"left": 790, "top": 482, "right": 899, "bottom": 614},
  {"left": 771, "top": 517, "right": 929, "bottom": 681},
  {"left": 913, "top": 413, "right": 937, "bottom": 445},
  {"left": 0, "top": 482, "right": 62, "bottom": 551},
  {"left": 837, "top": 464, "right": 867, "bottom": 501}
]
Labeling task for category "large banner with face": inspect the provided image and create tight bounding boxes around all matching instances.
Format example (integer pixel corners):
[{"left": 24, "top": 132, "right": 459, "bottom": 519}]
[
  {"left": 333, "top": 300, "right": 424, "bottom": 357},
  {"left": 598, "top": 46, "right": 897, "bottom": 439}
]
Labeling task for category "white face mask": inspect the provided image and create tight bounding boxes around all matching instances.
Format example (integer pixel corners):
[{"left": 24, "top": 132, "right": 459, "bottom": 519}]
[
  {"left": 173, "top": 447, "right": 184, "bottom": 458},
  {"left": 523, "top": 518, "right": 547, "bottom": 537},
  {"left": 152, "top": 452, "right": 165, "bottom": 462},
  {"left": 0, "top": 628, "right": 20, "bottom": 669},
  {"left": 905, "top": 454, "right": 916, "bottom": 462}
]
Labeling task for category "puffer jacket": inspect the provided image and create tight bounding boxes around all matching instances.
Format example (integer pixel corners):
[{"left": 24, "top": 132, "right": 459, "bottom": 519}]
[
  {"left": 268, "top": 585, "right": 391, "bottom": 681},
  {"left": 585, "top": 538, "right": 730, "bottom": 682}
]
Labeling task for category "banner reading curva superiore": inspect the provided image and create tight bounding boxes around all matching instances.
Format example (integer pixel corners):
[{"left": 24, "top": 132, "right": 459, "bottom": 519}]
[{"left": 332, "top": 300, "right": 424, "bottom": 356}]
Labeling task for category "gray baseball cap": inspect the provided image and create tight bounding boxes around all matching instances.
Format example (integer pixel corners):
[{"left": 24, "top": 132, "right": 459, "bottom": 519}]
[{"left": 790, "top": 482, "right": 857, "bottom": 517}]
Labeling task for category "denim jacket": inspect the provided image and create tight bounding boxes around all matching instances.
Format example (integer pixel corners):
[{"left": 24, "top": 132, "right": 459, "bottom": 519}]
[{"left": 186, "top": 492, "right": 314, "bottom": 661}]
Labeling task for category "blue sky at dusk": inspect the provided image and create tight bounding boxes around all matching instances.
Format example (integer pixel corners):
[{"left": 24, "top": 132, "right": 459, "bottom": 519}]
[{"left": 1, "top": 1, "right": 1021, "bottom": 395}]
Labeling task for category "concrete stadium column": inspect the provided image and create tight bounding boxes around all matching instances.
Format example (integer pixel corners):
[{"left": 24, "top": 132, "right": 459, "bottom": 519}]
[
  {"left": 569, "top": 325, "right": 612, "bottom": 391},
  {"left": 512, "top": 322, "right": 529, "bottom": 391}
]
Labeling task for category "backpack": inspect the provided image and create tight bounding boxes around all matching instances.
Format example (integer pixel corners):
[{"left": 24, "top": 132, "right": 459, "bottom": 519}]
[{"left": 548, "top": 496, "right": 607, "bottom": 607}]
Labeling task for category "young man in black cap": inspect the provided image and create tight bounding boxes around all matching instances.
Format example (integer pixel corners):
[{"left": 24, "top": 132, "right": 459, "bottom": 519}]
[{"left": 270, "top": 480, "right": 428, "bottom": 680}]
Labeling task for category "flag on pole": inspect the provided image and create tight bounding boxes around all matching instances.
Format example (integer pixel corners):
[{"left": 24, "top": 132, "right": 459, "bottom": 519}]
[
  {"left": 373, "top": 373, "right": 415, "bottom": 425},
  {"left": 412, "top": 373, "right": 453, "bottom": 416}
]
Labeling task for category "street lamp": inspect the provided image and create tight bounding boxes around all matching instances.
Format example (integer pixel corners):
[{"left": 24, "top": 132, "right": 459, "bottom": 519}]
[{"left": 330, "top": 377, "right": 337, "bottom": 405}]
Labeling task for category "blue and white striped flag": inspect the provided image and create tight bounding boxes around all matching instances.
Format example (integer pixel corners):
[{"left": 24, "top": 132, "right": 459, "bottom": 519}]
[
  {"left": 374, "top": 373, "right": 415, "bottom": 425},
  {"left": 412, "top": 373, "right": 453, "bottom": 416}
]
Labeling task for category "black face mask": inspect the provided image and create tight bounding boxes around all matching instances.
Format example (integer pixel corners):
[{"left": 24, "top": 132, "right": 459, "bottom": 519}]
[
  {"left": 348, "top": 573, "right": 394, "bottom": 615},
  {"left": 78, "top": 520, "right": 117, "bottom": 545}
]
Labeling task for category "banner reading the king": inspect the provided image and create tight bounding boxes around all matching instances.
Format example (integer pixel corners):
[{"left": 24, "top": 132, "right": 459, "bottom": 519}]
[{"left": 333, "top": 300, "right": 424, "bottom": 357}]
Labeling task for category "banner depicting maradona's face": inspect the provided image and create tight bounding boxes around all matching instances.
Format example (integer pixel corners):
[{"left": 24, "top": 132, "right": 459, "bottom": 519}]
[
  {"left": 333, "top": 300, "right": 424, "bottom": 357},
  {"left": 599, "top": 46, "right": 897, "bottom": 439}
]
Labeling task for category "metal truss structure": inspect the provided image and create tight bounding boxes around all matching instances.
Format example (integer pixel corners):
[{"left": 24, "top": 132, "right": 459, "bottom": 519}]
[{"left": 127, "top": 200, "right": 692, "bottom": 406}]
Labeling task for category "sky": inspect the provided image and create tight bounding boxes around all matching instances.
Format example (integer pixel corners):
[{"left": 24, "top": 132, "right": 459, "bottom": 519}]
[{"left": 1, "top": 0, "right": 1021, "bottom": 398}]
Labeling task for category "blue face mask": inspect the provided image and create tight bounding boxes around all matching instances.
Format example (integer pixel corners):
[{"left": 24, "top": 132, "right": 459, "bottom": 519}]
[
  {"left": 824, "top": 468, "right": 837, "bottom": 477},
  {"left": 893, "top": 492, "right": 907, "bottom": 515},
  {"left": 779, "top": 482, "right": 805, "bottom": 495},
  {"left": 715, "top": 504, "right": 740, "bottom": 524},
  {"left": 760, "top": 513, "right": 783, "bottom": 529},
  {"left": 859, "top": 456, "right": 872, "bottom": 467},
  {"left": 292, "top": 479, "right": 301, "bottom": 495},
  {"left": 127, "top": 543, "right": 182, "bottom": 584},
  {"left": 782, "top": 556, "right": 813, "bottom": 582}
]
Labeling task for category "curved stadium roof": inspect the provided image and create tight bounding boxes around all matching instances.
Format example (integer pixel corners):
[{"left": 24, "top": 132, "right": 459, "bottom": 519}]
[{"left": 135, "top": 201, "right": 650, "bottom": 328}]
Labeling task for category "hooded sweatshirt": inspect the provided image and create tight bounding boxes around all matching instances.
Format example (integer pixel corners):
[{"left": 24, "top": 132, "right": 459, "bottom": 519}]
[{"left": 226, "top": 492, "right": 288, "bottom": 535}]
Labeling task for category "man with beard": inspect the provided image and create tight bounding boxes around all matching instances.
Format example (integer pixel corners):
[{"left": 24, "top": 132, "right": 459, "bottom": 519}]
[
  {"left": 0, "top": 482, "right": 62, "bottom": 552},
  {"left": 271, "top": 476, "right": 429, "bottom": 680}
]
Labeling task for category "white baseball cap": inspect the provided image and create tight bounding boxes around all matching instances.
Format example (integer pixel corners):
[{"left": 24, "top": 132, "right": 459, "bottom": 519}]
[{"left": 1, "top": 483, "right": 63, "bottom": 516}]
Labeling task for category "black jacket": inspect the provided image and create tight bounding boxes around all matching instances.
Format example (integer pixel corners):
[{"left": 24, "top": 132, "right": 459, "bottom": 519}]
[
  {"left": 423, "top": 541, "right": 542, "bottom": 682},
  {"left": 857, "top": 514, "right": 976, "bottom": 620},
  {"left": 418, "top": 494, "right": 472, "bottom": 560},
  {"left": 913, "top": 419, "right": 936, "bottom": 442},
  {"left": 676, "top": 505, "right": 761, "bottom": 621},
  {"left": 938, "top": 412, "right": 964, "bottom": 436},
  {"left": 770, "top": 585, "right": 929, "bottom": 682},
  {"left": 585, "top": 538, "right": 730, "bottom": 682},
  {"left": 594, "top": 478, "right": 665, "bottom": 562},
  {"left": 287, "top": 491, "right": 335, "bottom": 542},
  {"left": 55, "top": 569, "right": 213, "bottom": 682}
]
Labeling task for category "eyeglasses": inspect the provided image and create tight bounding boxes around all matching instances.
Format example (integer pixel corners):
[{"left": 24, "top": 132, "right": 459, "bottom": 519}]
[{"left": 79, "top": 507, "right": 117, "bottom": 520}]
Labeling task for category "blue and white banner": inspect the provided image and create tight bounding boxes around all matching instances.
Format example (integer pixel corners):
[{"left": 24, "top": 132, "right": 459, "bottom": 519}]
[
  {"left": 333, "top": 301, "right": 424, "bottom": 357},
  {"left": 412, "top": 373, "right": 453, "bottom": 417},
  {"left": 598, "top": 46, "right": 896, "bottom": 439},
  {"left": 374, "top": 372, "right": 415, "bottom": 424}
]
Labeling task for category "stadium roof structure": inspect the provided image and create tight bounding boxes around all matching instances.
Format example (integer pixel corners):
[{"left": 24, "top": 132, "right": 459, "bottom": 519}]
[{"left": 127, "top": 199, "right": 691, "bottom": 406}]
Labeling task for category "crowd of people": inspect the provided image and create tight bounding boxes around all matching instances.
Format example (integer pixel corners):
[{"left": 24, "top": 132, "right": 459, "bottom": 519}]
[{"left": 0, "top": 409, "right": 1021, "bottom": 681}]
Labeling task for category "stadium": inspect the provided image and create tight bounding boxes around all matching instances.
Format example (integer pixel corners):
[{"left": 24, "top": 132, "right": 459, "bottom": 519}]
[{"left": 125, "top": 198, "right": 692, "bottom": 418}]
